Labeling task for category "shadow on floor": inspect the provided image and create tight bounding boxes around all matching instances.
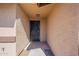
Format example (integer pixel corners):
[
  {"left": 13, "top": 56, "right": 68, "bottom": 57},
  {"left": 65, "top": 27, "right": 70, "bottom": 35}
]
[{"left": 27, "top": 41, "right": 55, "bottom": 56}]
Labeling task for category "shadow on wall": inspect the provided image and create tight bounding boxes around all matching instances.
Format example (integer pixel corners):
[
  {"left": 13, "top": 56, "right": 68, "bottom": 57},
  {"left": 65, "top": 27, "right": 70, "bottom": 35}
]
[
  {"left": 0, "top": 4, "right": 16, "bottom": 28},
  {"left": 0, "top": 20, "right": 16, "bottom": 36},
  {"left": 16, "top": 18, "right": 30, "bottom": 55},
  {"left": 0, "top": 19, "right": 15, "bottom": 28}
]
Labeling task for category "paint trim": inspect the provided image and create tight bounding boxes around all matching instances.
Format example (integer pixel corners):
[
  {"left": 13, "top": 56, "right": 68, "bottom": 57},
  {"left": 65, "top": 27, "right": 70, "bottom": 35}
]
[
  {"left": 24, "top": 42, "right": 31, "bottom": 50},
  {"left": 0, "top": 37, "right": 16, "bottom": 43},
  {"left": 18, "top": 42, "right": 31, "bottom": 56}
]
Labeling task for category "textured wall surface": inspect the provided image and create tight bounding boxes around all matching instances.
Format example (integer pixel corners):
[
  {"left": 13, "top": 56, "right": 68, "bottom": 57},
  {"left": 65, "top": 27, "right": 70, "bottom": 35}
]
[
  {"left": 77, "top": 4, "right": 79, "bottom": 55},
  {"left": 40, "top": 18, "right": 47, "bottom": 42},
  {"left": 0, "top": 4, "right": 16, "bottom": 27},
  {"left": 47, "top": 4, "right": 78, "bottom": 56},
  {"left": 16, "top": 5, "right": 30, "bottom": 55},
  {"left": 0, "top": 4, "right": 16, "bottom": 56}
]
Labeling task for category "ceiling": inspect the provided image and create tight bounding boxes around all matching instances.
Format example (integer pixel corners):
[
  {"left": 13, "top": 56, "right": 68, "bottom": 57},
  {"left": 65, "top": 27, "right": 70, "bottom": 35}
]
[{"left": 19, "top": 3, "right": 55, "bottom": 19}]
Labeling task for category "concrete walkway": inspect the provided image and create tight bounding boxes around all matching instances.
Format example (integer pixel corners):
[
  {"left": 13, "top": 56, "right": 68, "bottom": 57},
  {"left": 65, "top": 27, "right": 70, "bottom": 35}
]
[
  {"left": 28, "top": 48, "right": 46, "bottom": 56},
  {"left": 27, "top": 42, "right": 54, "bottom": 56}
]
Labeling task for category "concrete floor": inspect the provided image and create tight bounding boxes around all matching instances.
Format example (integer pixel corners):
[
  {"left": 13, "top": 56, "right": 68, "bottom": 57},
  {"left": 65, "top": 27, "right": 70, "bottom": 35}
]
[
  {"left": 28, "top": 48, "right": 46, "bottom": 56},
  {"left": 27, "top": 41, "right": 54, "bottom": 56}
]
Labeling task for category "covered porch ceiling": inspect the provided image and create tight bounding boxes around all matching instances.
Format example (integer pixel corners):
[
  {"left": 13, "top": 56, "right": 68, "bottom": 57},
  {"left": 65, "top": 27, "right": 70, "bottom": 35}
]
[{"left": 19, "top": 3, "right": 55, "bottom": 19}]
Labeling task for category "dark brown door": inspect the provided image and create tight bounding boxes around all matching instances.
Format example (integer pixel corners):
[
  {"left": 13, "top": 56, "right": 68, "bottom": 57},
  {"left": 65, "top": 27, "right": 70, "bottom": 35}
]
[{"left": 30, "top": 21, "right": 40, "bottom": 41}]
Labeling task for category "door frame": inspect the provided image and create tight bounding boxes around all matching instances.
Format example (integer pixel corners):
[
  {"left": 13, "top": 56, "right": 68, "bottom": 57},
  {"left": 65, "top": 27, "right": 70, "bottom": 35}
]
[{"left": 30, "top": 20, "right": 40, "bottom": 41}]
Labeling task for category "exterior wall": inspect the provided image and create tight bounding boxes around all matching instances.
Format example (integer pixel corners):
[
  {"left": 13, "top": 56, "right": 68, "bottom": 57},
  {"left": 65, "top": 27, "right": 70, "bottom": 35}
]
[
  {"left": 47, "top": 4, "right": 78, "bottom": 56},
  {"left": 0, "top": 4, "right": 16, "bottom": 56},
  {"left": 77, "top": 4, "right": 79, "bottom": 55},
  {"left": 40, "top": 18, "right": 47, "bottom": 42},
  {"left": 16, "top": 5, "right": 30, "bottom": 55}
]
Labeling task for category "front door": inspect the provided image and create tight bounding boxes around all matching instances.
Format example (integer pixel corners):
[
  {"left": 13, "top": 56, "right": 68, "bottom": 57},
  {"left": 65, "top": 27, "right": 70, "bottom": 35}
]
[{"left": 30, "top": 21, "right": 40, "bottom": 41}]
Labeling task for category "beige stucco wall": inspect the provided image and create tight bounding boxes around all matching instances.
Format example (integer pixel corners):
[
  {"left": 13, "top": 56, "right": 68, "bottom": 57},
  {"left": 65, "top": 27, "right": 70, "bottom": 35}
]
[
  {"left": 77, "top": 4, "right": 79, "bottom": 55},
  {"left": 47, "top": 4, "right": 78, "bottom": 56},
  {"left": 16, "top": 5, "right": 30, "bottom": 55},
  {"left": 0, "top": 4, "right": 16, "bottom": 55},
  {"left": 0, "top": 4, "right": 16, "bottom": 37},
  {"left": 40, "top": 18, "right": 47, "bottom": 42}
]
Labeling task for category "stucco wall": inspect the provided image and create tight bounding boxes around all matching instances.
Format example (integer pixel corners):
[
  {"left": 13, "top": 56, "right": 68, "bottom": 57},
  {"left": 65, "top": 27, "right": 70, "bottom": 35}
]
[
  {"left": 0, "top": 4, "right": 16, "bottom": 55},
  {"left": 77, "top": 4, "right": 79, "bottom": 55},
  {"left": 0, "top": 4, "right": 16, "bottom": 27},
  {"left": 40, "top": 18, "right": 47, "bottom": 42},
  {"left": 47, "top": 4, "right": 78, "bottom": 56},
  {"left": 0, "top": 4, "right": 16, "bottom": 38},
  {"left": 16, "top": 5, "right": 30, "bottom": 55}
]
